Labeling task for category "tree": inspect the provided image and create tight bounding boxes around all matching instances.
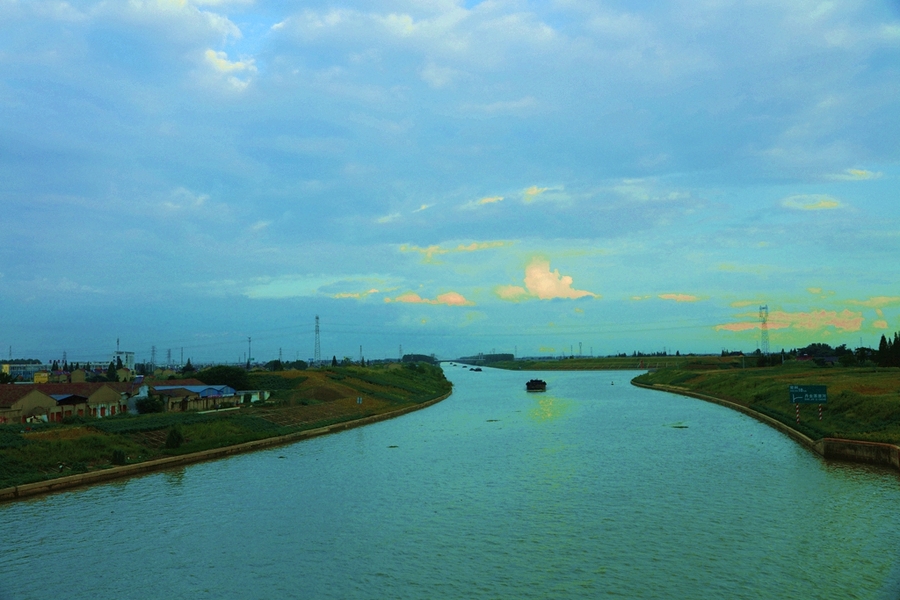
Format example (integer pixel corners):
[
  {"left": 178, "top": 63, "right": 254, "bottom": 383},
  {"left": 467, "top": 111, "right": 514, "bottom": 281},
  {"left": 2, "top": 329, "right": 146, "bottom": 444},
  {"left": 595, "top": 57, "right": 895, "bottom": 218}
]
[
  {"left": 136, "top": 395, "right": 164, "bottom": 414},
  {"left": 106, "top": 361, "right": 118, "bottom": 382},
  {"left": 0, "top": 372, "right": 13, "bottom": 385},
  {"left": 331, "top": 356, "right": 338, "bottom": 367},
  {"left": 116, "top": 356, "right": 123, "bottom": 369},
  {"left": 51, "top": 360, "right": 60, "bottom": 372},
  {"left": 196, "top": 365, "right": 250, "bottom": 391},
  {"left": 182, "top": 359, "right": 195, "bottom": 373}
]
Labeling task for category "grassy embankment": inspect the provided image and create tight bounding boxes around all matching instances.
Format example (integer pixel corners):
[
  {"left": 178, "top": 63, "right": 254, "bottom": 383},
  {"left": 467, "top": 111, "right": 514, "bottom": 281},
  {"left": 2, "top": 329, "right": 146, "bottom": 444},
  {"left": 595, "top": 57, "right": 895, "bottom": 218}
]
[
  {"left": 488, "top": 355, "right": 742, "bottom": 371},
  {"left": 0, "top": 363, "right": 450, "bottom": 490},
  {"left": 634, "top": 362, "right": 900, "bottom": 445}
]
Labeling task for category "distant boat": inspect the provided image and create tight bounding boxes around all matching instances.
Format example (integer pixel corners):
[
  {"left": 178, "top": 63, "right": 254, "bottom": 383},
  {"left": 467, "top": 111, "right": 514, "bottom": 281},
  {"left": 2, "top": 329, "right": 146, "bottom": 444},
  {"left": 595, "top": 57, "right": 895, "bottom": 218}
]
[
  {"left": 471, "top": 367, "right": 482, "bottom": 372},
  {"left": 526, "top": 379, "right": 547, "bottom": 392}
]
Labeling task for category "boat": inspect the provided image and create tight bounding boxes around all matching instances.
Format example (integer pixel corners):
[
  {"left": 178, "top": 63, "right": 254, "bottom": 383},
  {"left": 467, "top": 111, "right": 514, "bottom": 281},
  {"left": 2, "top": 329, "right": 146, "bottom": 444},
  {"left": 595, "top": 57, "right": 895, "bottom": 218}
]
[
  {"left": 526, "top": 379, "right": 547, "bottom": 392},
  {"left": 471, "top": 367, "right": 482, "bottom": 372}
]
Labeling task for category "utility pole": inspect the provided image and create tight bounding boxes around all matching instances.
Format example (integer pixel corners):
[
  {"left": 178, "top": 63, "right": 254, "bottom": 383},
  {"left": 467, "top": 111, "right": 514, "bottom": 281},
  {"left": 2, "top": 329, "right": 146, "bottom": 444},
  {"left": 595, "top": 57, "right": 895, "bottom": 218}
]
[
  {"left": 399, "top": 344, "right": 402, "bottom": 362},
  {"left": 759, "top": 305, "right": 769, "bottom": 356},
  {"left": 150, "top": 346, "right": 156, "bottom": 372},
  {"left": 247, "top": 337, "right": 252, "bottom": 367},
  {"left": 314, "top": 315, "right": 321, "bottom": 366}
]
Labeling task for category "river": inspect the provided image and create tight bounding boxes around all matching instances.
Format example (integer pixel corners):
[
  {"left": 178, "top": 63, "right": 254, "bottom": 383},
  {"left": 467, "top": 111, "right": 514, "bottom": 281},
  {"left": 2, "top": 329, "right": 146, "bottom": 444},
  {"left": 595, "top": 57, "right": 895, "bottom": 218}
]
[{"left": 2, "top": 366, "right": 899, "bottom": 599}]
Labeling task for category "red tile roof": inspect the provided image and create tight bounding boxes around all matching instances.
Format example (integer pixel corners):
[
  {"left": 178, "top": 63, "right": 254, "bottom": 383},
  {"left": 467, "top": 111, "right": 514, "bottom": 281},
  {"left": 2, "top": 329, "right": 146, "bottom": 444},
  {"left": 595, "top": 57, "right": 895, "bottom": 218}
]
[{"left": 0, "top": 385, "right": 53, "bottom": 408}]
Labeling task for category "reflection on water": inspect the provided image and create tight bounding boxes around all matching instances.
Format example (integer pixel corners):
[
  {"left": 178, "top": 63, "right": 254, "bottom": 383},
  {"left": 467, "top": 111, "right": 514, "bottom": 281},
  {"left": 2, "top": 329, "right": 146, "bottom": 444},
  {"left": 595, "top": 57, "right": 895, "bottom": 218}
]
[
  {"left": 528, "top": 394, "right": 571, "bottom": 422},
  {"left": 1, "top": 367, "right": 899, "bottom": 600}
]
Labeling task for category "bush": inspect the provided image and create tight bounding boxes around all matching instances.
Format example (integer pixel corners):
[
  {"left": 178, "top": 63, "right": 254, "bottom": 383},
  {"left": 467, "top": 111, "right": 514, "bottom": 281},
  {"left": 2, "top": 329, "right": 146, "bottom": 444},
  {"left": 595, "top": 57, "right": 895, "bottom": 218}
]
[
  {"left": 111, "top": 449, "right": 127, "bottom": 465},
  {"left": 165, "top": 426, "right": 184, "bottom": 449},
  {"left": 136, "top": 396, "right": 165, "bottom": 414}
]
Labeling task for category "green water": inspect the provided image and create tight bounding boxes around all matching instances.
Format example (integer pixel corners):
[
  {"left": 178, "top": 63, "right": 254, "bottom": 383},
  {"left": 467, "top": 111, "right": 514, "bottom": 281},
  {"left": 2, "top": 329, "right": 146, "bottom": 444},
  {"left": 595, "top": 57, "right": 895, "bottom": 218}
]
[{"left": 1, "top": 367, "right": 899, "bottom": 599}]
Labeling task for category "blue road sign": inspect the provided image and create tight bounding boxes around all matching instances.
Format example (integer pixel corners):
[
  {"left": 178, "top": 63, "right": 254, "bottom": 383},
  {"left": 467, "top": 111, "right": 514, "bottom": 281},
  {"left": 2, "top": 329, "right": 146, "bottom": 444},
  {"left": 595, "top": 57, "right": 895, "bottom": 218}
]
[{"left": 789, "top": 384, "right": 827, "bottom": 404}]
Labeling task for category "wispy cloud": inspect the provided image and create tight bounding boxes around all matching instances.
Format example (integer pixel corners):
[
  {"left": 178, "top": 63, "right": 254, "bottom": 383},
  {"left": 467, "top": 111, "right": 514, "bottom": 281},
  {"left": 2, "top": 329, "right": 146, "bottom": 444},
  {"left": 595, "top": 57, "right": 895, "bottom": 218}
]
[
  {"left": 659, "top": 293, "right": 699, "bottom": 302},
  {"left": 781, "top": 195, "right": 842, "bottom": 210},
  {"left": 333, "top": 288, "right": 379, "bottom": 299},
  {"left": 497, "top": 258, "right": 597, "bottom": 301},
  {"left": 730, "top": 300, "right": 764, "bottom": 308},
  {"left": 204, "top": 49, "right": 256, "bottom": 90},
  {"left": 716, "top": 309, "right": 864, "bottom": 333},
  {"left": 376, "top": 212, "right": 402, "bottom": 224},
  {"left": 400, "top": 240, "right": 511, "bottom": 262},
  {"left": 848, "top": 296, "right": 900, "bottom": 308},
  {"left": 523, "top": 186, "right": 548, "bottom": 202},
  {"left": 385, "top": 291, "right": 474, "bottom": 306},
  {"left": 826, "top": 168, "right": 882, "bottom": 181},
  {"left": 461, "top": 195, "right": 504, "bottom": 210}
]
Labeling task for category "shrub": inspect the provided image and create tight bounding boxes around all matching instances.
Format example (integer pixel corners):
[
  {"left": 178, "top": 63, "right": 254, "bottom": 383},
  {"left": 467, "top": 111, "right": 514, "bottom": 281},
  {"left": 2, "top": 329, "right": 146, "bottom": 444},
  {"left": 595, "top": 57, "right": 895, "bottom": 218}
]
[
  {"left": 136, "top": 396, "right": 165, "bottom": 414},
  {"left": 111, "top": 449, "right": 127, "bottom": 465},
  {"left": 165, "top": 425, "right": 185, "bottom": 449}
]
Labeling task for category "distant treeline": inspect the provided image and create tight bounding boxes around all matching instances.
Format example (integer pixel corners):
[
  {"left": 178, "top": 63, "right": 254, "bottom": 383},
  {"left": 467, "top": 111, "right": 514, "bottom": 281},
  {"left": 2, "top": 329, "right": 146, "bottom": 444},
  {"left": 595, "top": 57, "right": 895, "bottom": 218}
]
[{"left": 877, "top": 332, "right": 900, "bottom": 368}]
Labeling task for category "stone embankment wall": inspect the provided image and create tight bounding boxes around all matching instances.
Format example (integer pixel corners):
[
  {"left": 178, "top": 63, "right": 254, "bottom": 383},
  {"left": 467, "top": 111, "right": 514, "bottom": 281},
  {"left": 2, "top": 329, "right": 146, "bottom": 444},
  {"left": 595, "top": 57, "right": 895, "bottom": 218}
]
[
  {"left": 0, "top": 391, "right": 451, "bottom": 503},
  {"left": 632, "top": 381, "right": 900, "bottom": 473}
]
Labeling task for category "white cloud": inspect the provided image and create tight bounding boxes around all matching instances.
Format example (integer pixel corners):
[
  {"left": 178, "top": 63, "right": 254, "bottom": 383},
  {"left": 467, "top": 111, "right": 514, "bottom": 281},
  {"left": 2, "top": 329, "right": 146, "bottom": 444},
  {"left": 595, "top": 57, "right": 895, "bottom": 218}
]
[{"left": 781, "top": 194, "right": 842, "bottom": 210}]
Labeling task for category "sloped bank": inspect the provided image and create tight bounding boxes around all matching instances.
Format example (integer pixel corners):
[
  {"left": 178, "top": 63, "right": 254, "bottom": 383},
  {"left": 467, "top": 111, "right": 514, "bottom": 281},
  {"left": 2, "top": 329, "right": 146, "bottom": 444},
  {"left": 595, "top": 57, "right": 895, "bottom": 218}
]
[
  {"left": 631, "top": 381, "right": 900, "bottom": 472},
  {"left": 0, "top": 391, "right": 452, "bottom": 503}
]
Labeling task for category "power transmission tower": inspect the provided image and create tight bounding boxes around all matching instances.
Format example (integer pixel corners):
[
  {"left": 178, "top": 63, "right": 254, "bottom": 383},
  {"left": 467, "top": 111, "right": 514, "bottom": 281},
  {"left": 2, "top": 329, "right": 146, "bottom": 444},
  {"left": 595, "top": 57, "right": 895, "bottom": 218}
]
[
  {"left": 314, "top": 315, "right": 321, "bottom": 365},
  {"left": 150, "top": 346, "right": 156, "bottom": 371},
  {"left": 759, "top": 305, "right": 769, "bottom": 355}
]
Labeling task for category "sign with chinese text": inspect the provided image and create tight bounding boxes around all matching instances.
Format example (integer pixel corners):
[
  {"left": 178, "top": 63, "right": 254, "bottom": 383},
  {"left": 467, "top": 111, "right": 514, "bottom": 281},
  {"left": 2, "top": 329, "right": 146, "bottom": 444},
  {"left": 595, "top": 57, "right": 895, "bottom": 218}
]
[{"left": 789, "top": 385, "right": 827, "bottom": 404}]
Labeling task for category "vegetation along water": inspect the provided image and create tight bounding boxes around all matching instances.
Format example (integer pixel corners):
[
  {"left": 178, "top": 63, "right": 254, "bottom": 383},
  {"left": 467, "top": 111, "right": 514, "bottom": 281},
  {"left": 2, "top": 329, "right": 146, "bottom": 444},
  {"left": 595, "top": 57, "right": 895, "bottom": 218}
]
[{"left": 0, "top": 362, "right": 451, "bottom": 492}]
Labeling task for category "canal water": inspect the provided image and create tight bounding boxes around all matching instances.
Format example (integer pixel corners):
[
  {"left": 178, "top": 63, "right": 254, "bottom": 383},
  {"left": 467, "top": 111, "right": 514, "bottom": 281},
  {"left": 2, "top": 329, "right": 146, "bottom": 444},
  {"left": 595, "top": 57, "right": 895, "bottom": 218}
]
[{"left": 2, "top": 366, "right": 900, "bottom": 599}]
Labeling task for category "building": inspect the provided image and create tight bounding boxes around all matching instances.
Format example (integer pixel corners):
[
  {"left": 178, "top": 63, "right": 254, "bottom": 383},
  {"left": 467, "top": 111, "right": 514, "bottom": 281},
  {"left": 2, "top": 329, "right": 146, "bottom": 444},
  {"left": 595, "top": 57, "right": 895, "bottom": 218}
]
[
  {"left": 113, "top": 351, "right": 135, "bottom": 371},
  {"left": 0, "top": 386, "right": 58, "bottom": 424}
]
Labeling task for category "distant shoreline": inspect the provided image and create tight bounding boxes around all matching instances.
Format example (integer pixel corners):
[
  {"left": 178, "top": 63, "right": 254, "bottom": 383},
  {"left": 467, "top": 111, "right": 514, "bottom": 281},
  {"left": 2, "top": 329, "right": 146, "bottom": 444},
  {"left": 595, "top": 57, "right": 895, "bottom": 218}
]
[{"left": 0, "top": 391, "right": 452, "bottom": 503}]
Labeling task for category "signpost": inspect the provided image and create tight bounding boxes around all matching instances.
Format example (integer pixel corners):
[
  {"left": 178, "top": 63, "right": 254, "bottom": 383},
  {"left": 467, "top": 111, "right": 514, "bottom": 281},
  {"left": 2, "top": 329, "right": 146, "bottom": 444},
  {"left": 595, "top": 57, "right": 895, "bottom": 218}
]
[{"left": 789, "top": 385, "right": 827, "bottom": 423}]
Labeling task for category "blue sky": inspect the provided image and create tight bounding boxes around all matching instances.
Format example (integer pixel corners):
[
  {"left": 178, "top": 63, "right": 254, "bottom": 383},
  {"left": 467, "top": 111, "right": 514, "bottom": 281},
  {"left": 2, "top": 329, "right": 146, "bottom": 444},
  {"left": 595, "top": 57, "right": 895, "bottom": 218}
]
[{"left": 1, "top": 0, "right": 899, "bottom": 365}]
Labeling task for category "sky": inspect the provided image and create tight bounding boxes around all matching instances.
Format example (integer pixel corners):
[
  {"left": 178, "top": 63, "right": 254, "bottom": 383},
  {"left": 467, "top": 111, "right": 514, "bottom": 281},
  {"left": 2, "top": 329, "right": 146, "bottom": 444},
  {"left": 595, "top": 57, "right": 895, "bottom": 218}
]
[{"left": 1, "top": 0, "right": 899, "bottom": 365}]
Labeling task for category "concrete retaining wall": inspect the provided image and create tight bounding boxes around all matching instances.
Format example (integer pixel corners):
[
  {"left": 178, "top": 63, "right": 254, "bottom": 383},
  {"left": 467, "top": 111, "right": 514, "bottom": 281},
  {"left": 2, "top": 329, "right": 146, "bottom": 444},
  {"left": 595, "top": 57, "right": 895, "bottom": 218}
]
[
  {"left": 632, "top": 381, "right": 900, "bottom": 473},
  {"left": 0, "top": 391, "right": 452, "bottom": 503}
]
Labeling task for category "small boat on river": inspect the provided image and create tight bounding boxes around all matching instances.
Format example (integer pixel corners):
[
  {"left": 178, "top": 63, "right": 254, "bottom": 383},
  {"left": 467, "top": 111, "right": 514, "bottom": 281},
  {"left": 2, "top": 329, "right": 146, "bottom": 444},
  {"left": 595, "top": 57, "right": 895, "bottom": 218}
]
[{"left": 526, "top": 379, "right": 547, "bottom": 392}]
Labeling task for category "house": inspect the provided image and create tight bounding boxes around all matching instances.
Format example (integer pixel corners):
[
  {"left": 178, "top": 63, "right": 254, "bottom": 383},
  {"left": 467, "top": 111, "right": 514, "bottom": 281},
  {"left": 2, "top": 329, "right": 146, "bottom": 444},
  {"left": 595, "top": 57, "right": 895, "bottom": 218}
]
[
  {"left": 126, "top": 378, "right": 206, "bottom": 413},
  {"left": 0, "top": 386, "right": 58, "bottom": 423},
  {"left": 235, "top": 390, "right": 271, "bottom": 404},
  {"left": 151, "top": 384, "right": 237, "bottom": 412},
  {"left": 29, "top": 383, "right": 126, "bottom": 418}
]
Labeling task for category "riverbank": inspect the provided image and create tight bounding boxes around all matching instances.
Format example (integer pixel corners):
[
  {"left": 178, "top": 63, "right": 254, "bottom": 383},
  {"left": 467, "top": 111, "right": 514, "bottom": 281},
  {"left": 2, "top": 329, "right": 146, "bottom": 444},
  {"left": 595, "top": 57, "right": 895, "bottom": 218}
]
[
  {"left": 0, "top": 363, "right": 452, "bottom": 501},
  {"left": 0, "top": 389, "right": 451, "bottom": 502},
  {"left": 633, "top": 365, "right": 900, "bottom": 472},
  {"left": 484, "top": 355, "right": 738, "bottom": 371}
]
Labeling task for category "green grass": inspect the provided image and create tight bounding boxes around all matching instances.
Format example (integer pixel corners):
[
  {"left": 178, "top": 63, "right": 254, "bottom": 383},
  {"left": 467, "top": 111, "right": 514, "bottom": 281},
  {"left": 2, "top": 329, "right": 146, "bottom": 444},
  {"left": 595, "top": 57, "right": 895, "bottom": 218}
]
[
  {"left": 0, "top": 363, "right": 451, "bottom": 490},
  {"left": 635, "top": 364, "right": 900, "bottom": 444}
]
